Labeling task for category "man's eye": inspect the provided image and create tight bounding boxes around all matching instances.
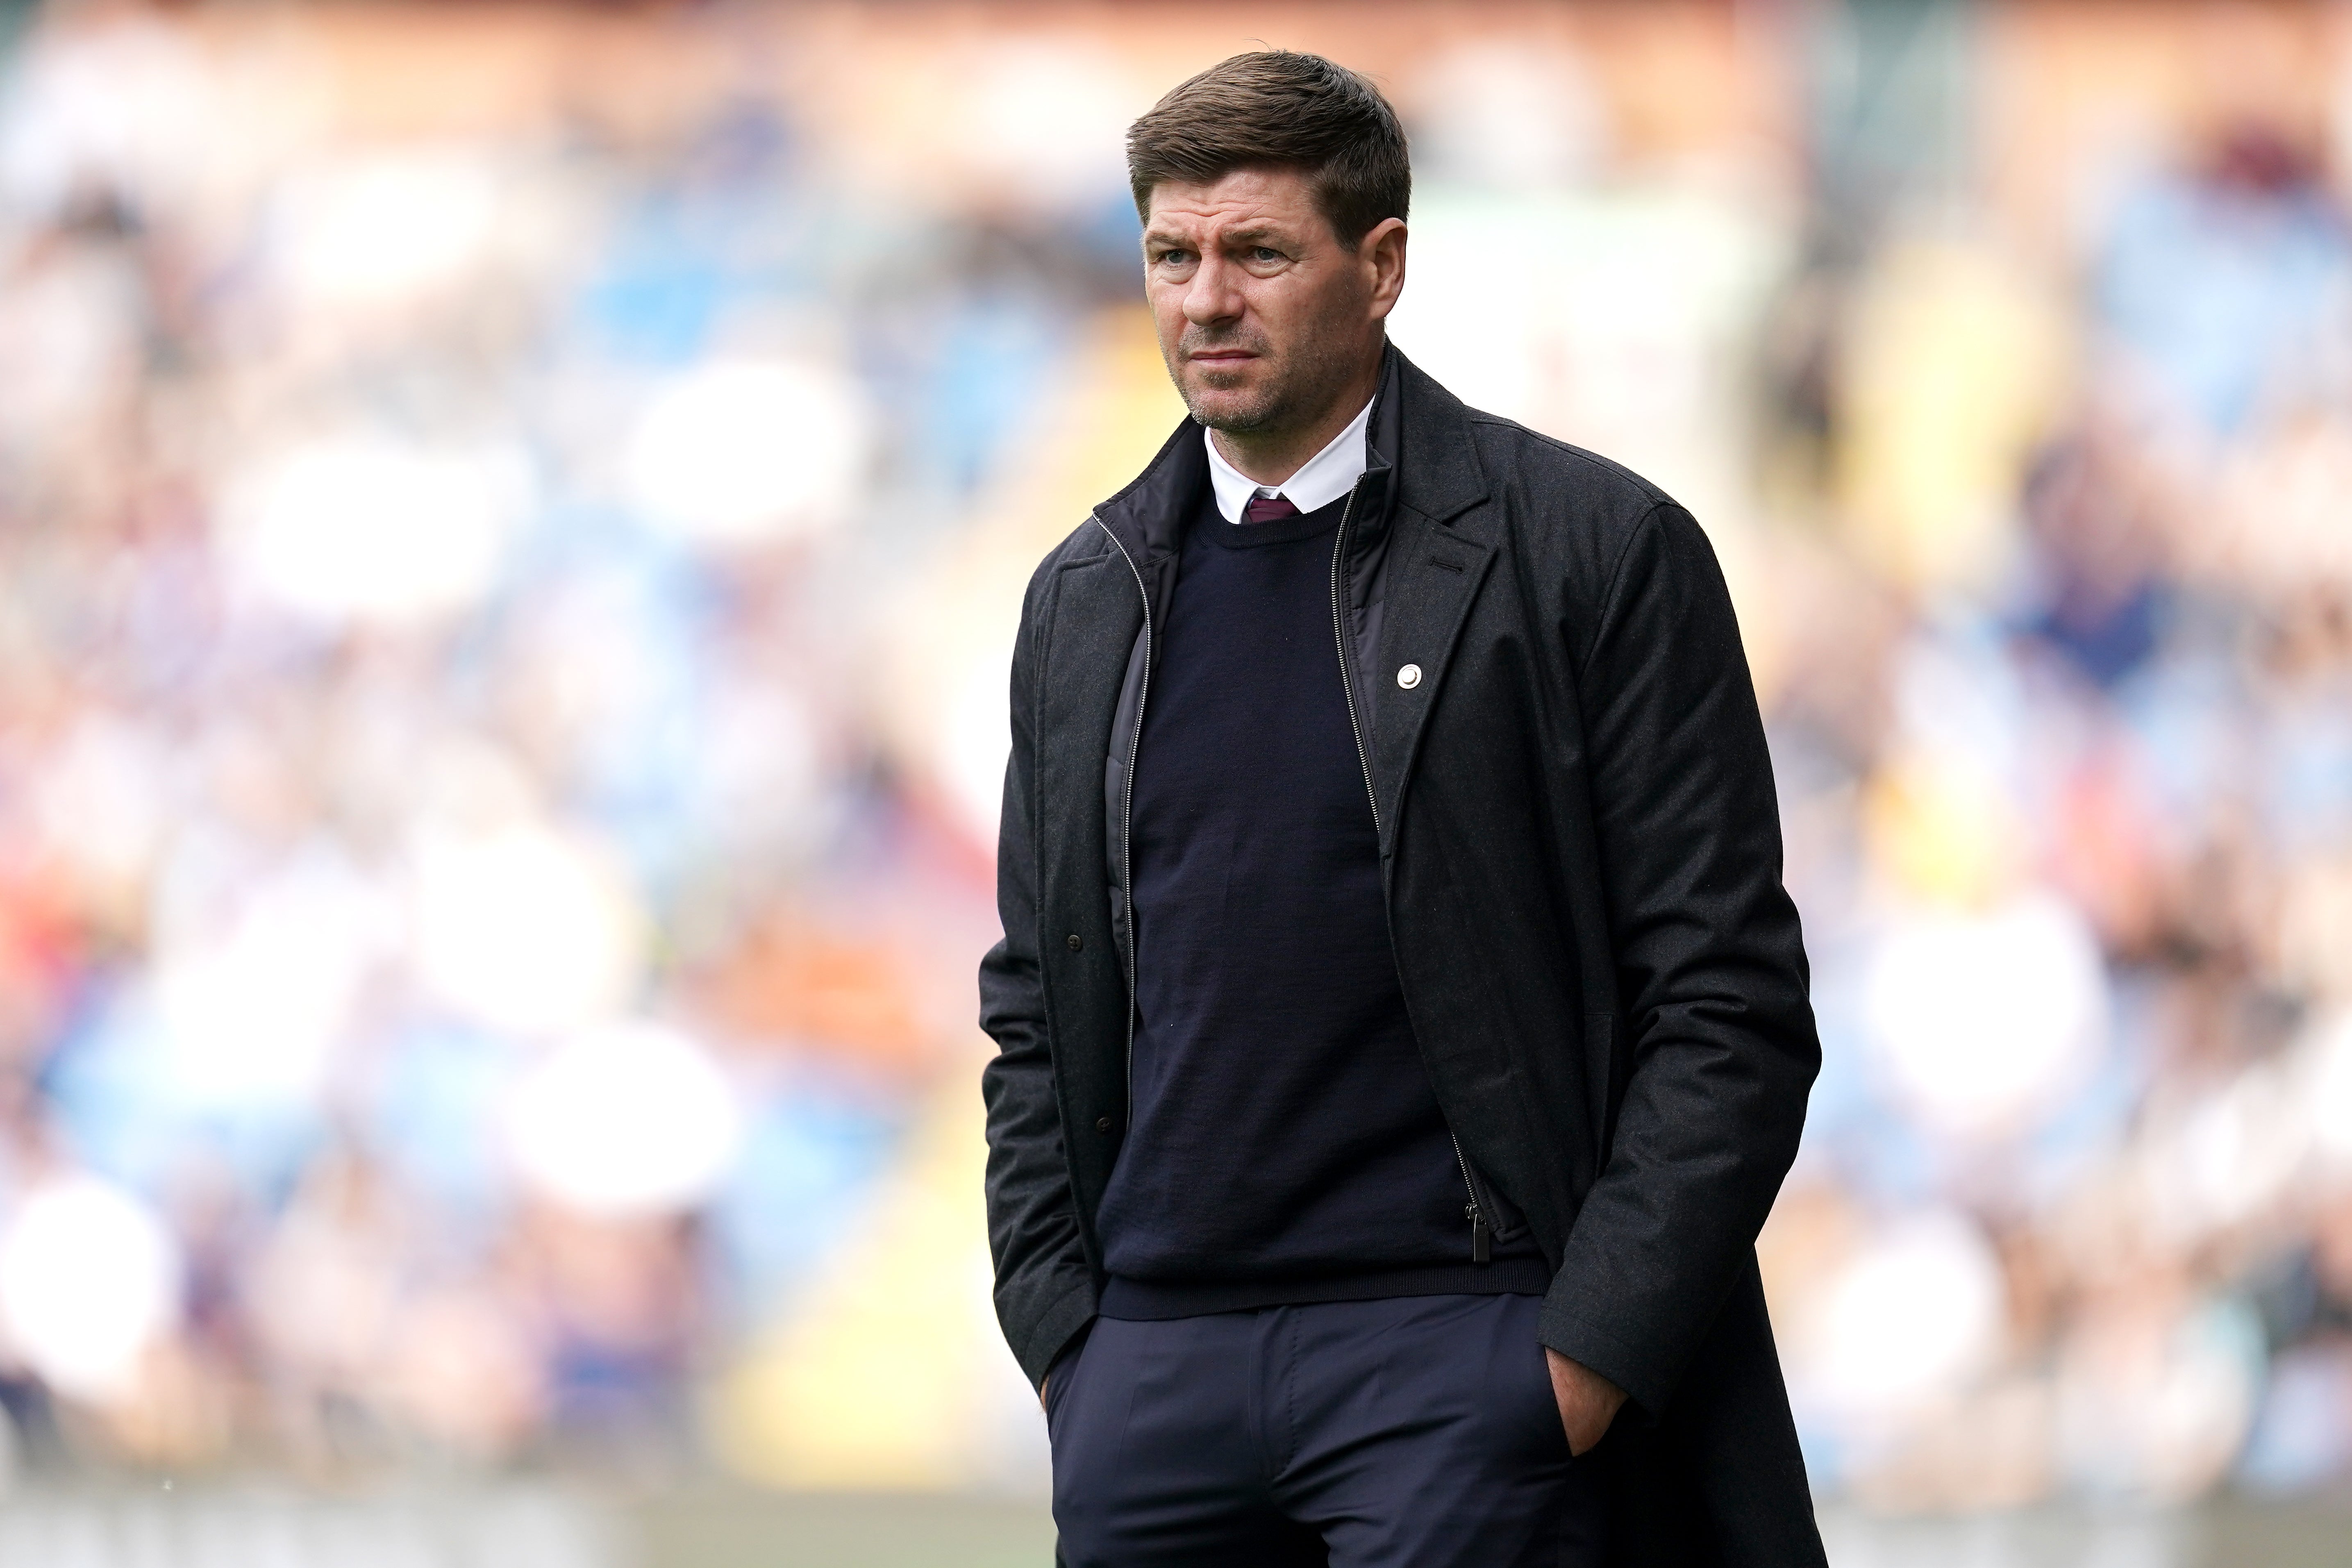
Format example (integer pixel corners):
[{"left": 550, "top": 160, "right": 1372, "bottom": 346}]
[
  {"left": 1159, "top": 250, "right": 1194, "bottom": 267},
  {"left": 1252, "top": 248, "right": 1283, "bottom": 263}
]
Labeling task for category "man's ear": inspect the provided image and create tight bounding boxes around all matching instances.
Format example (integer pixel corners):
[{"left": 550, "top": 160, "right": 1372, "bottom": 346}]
[{"left": 1361, "top": 217, "right": 1408, "bottom": 321}]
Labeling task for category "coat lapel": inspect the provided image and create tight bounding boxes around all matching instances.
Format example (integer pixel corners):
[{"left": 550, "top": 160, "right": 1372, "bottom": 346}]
[
  {"left": 1361, "top": 353, "right": 1497, "bottom": 840},
  {"left": 1367, "top": 504, "right": 1495, "bottom": 836}
]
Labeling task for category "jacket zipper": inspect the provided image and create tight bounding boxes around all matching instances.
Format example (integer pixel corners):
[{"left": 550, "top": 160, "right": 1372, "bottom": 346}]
[
  {"left": 1455, "top": 1142, "right": 1492, "bottom": 1263},
  {"left": 1095, "top": 514, "right": 1152, "bottom": 1133},
  {"left": 1326, "top": 478, "right": 1491, "bottom": 1265}
]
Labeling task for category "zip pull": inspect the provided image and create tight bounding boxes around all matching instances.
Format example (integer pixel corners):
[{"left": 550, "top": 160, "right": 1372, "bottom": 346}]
[{"left": 1450, "top": 1136, "right": 1493, "bottom": 1264}]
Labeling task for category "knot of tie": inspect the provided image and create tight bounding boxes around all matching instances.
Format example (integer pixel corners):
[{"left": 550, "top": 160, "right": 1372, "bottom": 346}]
[{"left": 1243, "top": 493, "right": 1300, "bottom": 524}]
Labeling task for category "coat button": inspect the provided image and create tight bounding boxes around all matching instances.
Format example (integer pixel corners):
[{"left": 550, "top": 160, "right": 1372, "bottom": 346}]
[
  {"left": 1095, "top": 1116, "right": 1113, "bottom": 1134},
  {"left": 1066, "top": 934, "right": 1083, "bottom": 951},
  {"left": 1397, "top": 663, "right": 1422, "bottom": 689}
]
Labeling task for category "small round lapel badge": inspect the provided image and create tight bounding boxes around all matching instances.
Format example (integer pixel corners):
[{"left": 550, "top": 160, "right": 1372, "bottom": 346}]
[{"left": 1396, "top": 663, "right": 1422, "bottom": 690}]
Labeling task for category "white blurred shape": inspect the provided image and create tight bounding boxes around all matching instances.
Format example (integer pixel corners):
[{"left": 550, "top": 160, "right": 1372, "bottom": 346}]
[
  {"left": 1811, "top": 1209, "right": 2005, "bottom": 1422},
  {"left": 2159, "top": 1060, "right": 2307, "bottom": 1238},
  {"left": 959, "top": 42, "right": 1134, "bottom": 204},
  {"left": 507, "top": 1021, "right": 741, "bottom": 1216},
  {"left": 1388, "top": 188, "right": 1784, "bottom": 529},
  {"left": 151, "top": 848, "right": 390, "bottom": 1111},
  {"left": 1412, "top": 43, "right": 1607, "bottom": 188},
  {"left": 941, "top": 638, "right": 1014, "bottom": 852},
  {"left": 0, "top": 21, "right": 219, "bottom": 219},
  {"left": 0, "top": 245, "right": 144, "bottom": 438},
  {"left": 279, "top": 151, "right": 500, "bottom": 305},
  {"left": 2304, "top": 1011, "right": 2352, "bottom": 1170},
  {"left": 699, "top": 677, "right": 825, "bottom": 852},
  {"left": 625, "top": 360, "right": 870, "bottom": 549},
  {"left": 1864, "top": 891, "right": 2109, "bottom": 1139},
  {"left": 224, "top": 435, "right": 530, "bottom": 627},
  {"left": 0, "top": 1177, "right": 180, "bottom": 1404},
  {"left": 411, "top": 823, "right": 645, "bottom": 1037},
  {"left": 32, "top": 714, "right": 169, "bottom": 891},
  {"left": 1891, "top": 631, "right": 2029, "bottom": 796}
]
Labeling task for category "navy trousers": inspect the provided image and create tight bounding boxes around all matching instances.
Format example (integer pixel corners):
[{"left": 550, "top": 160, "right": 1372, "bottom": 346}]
[{"left": 1047, "top": 1293, "right": 1608, "bottom": 1568}]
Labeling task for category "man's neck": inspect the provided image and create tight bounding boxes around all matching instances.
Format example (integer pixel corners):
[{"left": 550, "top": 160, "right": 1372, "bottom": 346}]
[{"left": 1210, "top": 354, "right": 1384, "bottom": 486}]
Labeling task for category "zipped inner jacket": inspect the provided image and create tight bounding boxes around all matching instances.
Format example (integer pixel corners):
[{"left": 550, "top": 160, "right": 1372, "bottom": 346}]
[{"left": 1094, "top": 479, "right": 1545, "bottom": 1318}]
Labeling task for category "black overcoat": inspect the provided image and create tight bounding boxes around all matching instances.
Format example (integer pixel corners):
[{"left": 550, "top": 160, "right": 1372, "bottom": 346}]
[{"left": 979, "top": 348, "right": 1826, "bottom": 1566}]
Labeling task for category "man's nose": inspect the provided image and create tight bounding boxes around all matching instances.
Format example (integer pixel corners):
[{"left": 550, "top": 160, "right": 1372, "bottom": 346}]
[{"left": 1182, "top": 252, "right": 1243, "bottom": 326}]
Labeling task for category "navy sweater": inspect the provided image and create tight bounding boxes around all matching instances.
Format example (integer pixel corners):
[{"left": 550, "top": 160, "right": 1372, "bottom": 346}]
[{"left": 1096, "top": 486, "right": 1545, "bottom": 1317}]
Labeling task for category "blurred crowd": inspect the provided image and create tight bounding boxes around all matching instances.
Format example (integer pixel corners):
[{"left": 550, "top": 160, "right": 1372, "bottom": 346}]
[
  {"left": 0, "top": 0, "right": 1093, "bottom": 1484},
  {"left": 0, "top": 0, "right": 2346, "bottom": 1515},
  {"left": 1748, "top": 9, "right": 2352, "bottom": 1507}
]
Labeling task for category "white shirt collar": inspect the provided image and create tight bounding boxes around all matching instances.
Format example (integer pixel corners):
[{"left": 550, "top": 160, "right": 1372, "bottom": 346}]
[{"left": 1203, "top": 395, "right": 1375, "bottom": 525}]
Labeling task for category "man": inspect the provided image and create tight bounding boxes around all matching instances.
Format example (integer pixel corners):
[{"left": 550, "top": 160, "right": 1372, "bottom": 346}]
[{"left": 980, "top": 50, "right": 1823, "bottom": 1567}]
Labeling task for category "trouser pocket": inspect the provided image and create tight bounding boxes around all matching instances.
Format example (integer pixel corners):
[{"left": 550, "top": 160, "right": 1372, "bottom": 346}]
[{"left": 1043, "top": 1318, "right": 1094, "bottom": 1433}]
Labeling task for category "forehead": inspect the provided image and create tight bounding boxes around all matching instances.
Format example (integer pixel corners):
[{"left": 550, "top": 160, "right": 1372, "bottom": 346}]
[{"left": 1143, "top": 166, "right": 1328, "bottom": 239}]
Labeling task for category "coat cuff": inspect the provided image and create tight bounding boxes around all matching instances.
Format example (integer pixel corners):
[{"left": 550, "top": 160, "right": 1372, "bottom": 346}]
[
  {"left": 1537, "top": 1281, "right": 1670, "bottom": 1424},
  {"left": 1010, "top": 1276, "right": 1099, "bottom": 1391}
]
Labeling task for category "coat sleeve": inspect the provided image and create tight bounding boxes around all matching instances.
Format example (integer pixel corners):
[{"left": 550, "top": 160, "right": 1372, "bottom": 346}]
[
  {"left": 1536, "top": 502, "right": 1819, "bottom": 1420},
  {"left": 978, "top": 559, "right": 1098, "bottom": 1390}
]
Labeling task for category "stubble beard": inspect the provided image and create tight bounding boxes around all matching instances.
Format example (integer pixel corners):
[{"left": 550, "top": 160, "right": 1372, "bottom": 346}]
[{"left": 1173, "top": 327, "right": 1358, "bottom": 439}]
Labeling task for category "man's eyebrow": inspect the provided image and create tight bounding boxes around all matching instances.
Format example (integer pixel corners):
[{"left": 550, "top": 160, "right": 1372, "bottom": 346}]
[{"left": 1143, "top": 223, "right": 1294, "bottom": 251}]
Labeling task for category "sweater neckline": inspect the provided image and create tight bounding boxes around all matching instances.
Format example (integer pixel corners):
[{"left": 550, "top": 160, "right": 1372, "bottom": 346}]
[{"left": 1198, "top": 491, "right": 1349, "bottom": 550}]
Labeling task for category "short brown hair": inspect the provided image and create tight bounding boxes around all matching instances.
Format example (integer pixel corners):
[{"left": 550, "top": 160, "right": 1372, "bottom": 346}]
[{"left": 1127, "top": 51, "right": 1410, "bottom": 246}]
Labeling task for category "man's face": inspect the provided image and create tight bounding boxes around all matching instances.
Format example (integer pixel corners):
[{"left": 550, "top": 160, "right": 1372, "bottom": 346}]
[{"left": 1142, "top": 167, "right": 1403, "bottom": 436}]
